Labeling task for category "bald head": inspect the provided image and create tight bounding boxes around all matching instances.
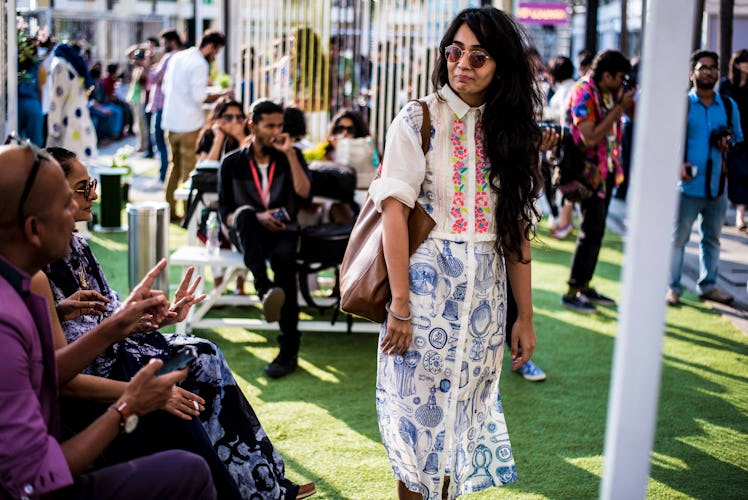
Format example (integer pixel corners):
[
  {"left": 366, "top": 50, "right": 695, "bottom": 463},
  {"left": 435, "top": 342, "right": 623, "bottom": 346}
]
[{"left": 0, "top": 144, "right": 76, "bottom": 271}]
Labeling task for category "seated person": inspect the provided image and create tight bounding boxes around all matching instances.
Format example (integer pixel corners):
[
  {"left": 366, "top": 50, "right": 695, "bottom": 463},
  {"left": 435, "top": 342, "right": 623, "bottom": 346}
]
[
  {"left": 0, "top": 141, "right": 216, "bottom": 500},
  {"left": 218, "top": 99, "right": 312, "bottom": 379},
  {"left": 89, "top": 63, "right": 124, "bottom": 143},
  {"left": 194, "top": 97, "right": 251, "bottom": 293},
  {"left": 42, "top": 146, "right": 316, "bottom": 499}
]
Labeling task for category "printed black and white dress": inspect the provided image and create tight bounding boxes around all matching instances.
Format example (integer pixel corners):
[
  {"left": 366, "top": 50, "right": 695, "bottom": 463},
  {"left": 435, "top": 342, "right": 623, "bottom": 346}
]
[{"left": 45, "top": 234, "right": 298, "bottom": 499}]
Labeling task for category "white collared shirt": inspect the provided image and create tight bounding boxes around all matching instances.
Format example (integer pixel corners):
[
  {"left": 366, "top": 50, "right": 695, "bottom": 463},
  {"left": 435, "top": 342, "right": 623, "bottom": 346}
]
[{"left": 161, "top": 47, "right": 209, "bottom": 132}]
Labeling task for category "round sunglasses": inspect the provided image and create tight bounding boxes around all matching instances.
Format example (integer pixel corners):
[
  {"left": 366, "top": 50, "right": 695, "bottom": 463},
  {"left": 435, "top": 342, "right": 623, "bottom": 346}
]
[{"left": 444, "top": 44, "right": 492, "bottom": 69}]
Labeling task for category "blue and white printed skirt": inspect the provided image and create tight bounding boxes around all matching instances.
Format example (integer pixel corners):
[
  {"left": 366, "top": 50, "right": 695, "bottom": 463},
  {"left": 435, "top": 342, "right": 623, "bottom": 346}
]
[{"left": 376, "top": 237, "right": 518, "bottom": 500}]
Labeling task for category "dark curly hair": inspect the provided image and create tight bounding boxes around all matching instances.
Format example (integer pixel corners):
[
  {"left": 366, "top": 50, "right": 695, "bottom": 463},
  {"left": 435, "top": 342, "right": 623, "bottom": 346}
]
[{"left": 432, "top": 7, "right": 542, "bottom": 262}]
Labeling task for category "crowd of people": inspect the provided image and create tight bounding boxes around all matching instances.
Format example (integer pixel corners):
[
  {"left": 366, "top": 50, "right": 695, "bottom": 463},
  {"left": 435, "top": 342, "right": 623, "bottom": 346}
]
[{"left": 4, "top": 4, "right": 747, "bottom": 500}]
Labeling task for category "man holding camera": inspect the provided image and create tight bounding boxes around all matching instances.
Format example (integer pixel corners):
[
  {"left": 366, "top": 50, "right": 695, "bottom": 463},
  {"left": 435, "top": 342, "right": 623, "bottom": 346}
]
[
  {"left": 667, "top": 50, "right": 743, "bottom": 306},
  {"left": 218, "top": 99, "right": 312, "bottom": 378},
  {"left": 561, "top": 50, "right": 635, "bottom": 313}
]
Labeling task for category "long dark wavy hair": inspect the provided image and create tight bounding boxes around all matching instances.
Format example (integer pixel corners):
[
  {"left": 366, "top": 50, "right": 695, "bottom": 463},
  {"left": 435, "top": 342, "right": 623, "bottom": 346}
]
[{"left": 432, "top": 7, "right": 542, "bottom": 262}]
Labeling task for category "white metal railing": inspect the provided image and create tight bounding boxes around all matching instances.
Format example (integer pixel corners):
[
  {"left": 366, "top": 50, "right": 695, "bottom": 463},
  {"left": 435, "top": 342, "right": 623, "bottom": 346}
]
[{"left": 229, "top": 0, "right": 480, "bottom": 149}]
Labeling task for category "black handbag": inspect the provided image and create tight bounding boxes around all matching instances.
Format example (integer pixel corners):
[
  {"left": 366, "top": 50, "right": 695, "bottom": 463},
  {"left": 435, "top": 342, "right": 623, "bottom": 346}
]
[
  {"left": 308, "top": 162, "right": 357, "bottom": 202},
  {"left": 183, "top": 165, "right": 219, "bottom": 228}
]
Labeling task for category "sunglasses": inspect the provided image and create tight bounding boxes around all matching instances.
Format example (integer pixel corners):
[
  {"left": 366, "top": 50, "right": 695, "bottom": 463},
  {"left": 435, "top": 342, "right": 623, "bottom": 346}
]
[
  {"left": 4, "top": 134, "right": 53, "bottom": 225},
  {"left": 221, "top": 113, "right": 245, "bottom": 122},
  {"left": 74, "top": 178, "right": 98, "bottom": 201},
  {"left": 333, "top": 125, "right": 356, "bottom": 135},
  {"left": 444, "top": 44, "right": 492, "bottom": 69}
]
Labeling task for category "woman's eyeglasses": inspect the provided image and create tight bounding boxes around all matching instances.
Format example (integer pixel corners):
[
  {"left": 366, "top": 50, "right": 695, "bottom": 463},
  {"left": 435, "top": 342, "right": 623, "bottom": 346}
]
[
  {"left": 444, "top": 44, "right": 492, "bottom": 69},
  {"left": 4, "top": 134, "right": 53, "bottom": 225},
  {"left": 74, "top": 179, "right": 98, "bottom": 201},
  {"left": 220, "top": 113, "right": 245, "bottom": 122},
  {"left": 333, "top": 125, "right": 356, "bottom": 135}
]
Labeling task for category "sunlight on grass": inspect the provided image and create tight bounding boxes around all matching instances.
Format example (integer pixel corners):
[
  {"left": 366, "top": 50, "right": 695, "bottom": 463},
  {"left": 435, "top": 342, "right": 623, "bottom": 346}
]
[
  {"left": 564, "top": 455, "right": 603, "bottom": 478},
  {"left": 651, "top": 451, "right": 689, "bottom": 471},
  {"left": 678, "top": 419, "right": 748, "bottom": 472},
  {"left": 89, "top": 233, "right": 127, "bottom": 251}
]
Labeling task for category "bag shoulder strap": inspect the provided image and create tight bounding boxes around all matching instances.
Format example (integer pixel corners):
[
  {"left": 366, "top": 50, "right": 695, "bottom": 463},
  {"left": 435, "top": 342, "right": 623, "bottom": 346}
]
[{"left": 409, "top": 99, "right": 431, "bottom": 156}]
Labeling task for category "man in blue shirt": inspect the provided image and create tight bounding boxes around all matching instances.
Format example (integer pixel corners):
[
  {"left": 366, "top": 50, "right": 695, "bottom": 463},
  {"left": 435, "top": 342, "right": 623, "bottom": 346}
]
[{"left": 667, "top": 50, "right": 743, "bottom": 306}]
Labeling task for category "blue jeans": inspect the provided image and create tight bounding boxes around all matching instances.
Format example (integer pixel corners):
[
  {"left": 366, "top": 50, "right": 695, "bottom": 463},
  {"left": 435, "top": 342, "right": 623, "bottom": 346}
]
[
  {"left": 18, "top": 96, "right": 44, "bottom": 146},
  {"left": 669, "top": 192, "right": 728, "bottom": 295},
  {"left": 154, "top": 109, "right": 169, "bottom": 181}
]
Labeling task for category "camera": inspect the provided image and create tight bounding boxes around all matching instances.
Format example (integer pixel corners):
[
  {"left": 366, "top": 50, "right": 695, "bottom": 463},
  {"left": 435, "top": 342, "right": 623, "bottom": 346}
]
[
  {"left": 538, "top": 122, "right": 569, "bottom": 137},
  {"left": 621, "top": 74, "right": 635, "bottom": 93},
  {"left": 710, "top": 126, "right": 736, "bottom": 149}
]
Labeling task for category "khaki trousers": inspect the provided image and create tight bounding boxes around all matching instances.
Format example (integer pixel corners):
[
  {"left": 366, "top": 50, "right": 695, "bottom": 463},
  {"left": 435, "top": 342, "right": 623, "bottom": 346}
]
[{"left": 165, "top": 128, "right": 200, "bottom": 216}]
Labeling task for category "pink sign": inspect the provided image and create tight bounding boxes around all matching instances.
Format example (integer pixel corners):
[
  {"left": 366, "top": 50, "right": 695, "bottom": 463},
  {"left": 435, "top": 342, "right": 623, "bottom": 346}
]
[{"left": 517, "top": 2, "right": 569, "bottom": 25}]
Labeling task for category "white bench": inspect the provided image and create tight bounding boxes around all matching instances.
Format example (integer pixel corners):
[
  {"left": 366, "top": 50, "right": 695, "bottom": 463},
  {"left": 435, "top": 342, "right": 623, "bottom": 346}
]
[{"left": 169, "top": 245, "right": 378, "bottom": 334}]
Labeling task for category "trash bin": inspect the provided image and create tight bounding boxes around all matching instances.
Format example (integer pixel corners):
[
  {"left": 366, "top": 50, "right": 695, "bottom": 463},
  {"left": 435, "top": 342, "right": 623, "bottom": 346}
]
[
  {"left": 127, "top": 202, "right": 170, "bottom": 294},
  {"left": 97, "top": 167, "right": 130, "bottom": 231}
]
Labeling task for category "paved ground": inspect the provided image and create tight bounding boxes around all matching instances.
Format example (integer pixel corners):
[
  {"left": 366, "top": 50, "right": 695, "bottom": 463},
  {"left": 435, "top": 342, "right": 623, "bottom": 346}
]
[{"left": 96, "top": 136, "right": 748, "bottom": 334}]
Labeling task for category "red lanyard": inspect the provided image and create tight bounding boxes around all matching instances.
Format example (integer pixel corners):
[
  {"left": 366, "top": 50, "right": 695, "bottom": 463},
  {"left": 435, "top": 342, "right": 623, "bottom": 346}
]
[{"left": 248, "top": 156, "right": 276, "bottom": 208}]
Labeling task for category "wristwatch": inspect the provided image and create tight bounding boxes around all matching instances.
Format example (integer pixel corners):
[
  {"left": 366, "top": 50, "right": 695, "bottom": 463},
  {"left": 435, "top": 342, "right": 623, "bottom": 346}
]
[{"left": 110, "top": 400, "right": 139, "bottom": 434}]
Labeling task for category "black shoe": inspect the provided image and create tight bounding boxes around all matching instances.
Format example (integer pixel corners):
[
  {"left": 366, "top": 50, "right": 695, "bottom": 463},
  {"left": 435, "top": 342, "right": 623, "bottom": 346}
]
[
  {"left": 561, "top": 293, "right": 597, "bottom": 314},
  {"left": 579, "top": 287, "right": 616, "bottom": 306},
  {"left": 264, "top": 356, "right": 297, "bottom": 378}
]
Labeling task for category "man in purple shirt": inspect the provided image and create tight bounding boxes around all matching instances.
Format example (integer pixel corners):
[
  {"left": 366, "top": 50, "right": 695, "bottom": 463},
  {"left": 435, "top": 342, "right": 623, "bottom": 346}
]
[
  {"left": 0, "top": 142, "right": 216, "bottom": 499},
  {"left": 147, "top": 28, "right": 182, "bottom": 182}
]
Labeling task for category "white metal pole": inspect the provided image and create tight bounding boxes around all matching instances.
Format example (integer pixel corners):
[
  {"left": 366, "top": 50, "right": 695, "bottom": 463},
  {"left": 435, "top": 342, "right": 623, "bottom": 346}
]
[
  {"left": 7, "top": 0, "right": 18, "bottom": 136},
  {"left": 600, "top": 1, "right": 696, "bottom": 499}
]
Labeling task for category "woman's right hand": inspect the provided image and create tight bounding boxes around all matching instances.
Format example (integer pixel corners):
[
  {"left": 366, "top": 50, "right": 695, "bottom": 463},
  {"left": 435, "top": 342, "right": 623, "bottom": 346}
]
[{"left": 57, "top": 290, "right": 110, "bottom": 321}]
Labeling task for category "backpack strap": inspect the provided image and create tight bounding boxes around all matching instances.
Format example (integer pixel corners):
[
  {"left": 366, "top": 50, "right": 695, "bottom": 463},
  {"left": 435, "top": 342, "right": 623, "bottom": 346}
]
[{"left": 410, "top": 99, "right": 431, "bottom": 155}]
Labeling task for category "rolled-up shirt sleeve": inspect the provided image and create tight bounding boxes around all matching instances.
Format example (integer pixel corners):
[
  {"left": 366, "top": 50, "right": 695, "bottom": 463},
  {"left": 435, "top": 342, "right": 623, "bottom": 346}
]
[
  {"left": 0, "top": 322, "right": 73, "bottom": 498},
  {"left": 369, "top": 101, "right": 427, "bottom": 212}
]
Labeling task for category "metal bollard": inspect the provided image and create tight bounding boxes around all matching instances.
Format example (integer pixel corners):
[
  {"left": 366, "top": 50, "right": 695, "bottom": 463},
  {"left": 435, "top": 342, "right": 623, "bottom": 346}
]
[{"left": 127, "top": 202, "right": 170, "bottom": 294}]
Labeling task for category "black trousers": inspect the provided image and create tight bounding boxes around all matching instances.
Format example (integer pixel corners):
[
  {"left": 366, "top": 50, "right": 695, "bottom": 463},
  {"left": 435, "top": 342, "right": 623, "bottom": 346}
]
[
  {"left": 231, "top": 209, "right": 301, "bottom": 361},
  {"left": 59, "top": 398, "right": 242, "bottom": 500},
  {"left": 567, "top": 174, "right": 615, "bottom": 290}
]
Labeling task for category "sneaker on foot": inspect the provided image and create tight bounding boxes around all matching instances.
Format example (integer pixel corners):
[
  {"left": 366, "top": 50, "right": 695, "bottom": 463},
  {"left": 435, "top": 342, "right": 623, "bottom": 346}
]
[
  {"left": 515, "top": 359, "right": 547, "bottom": 382},
  {"left": 551, "top": 222, "right": 573, "bottom": 239},
  {"left": 264, "top": 355, "right": 297, "bottom": 379},
  {"left": 699, "top": 288, "right": 734, "bottom": 305},
  {"left": 296, "top": 482, "right": 316, "bottom": 499},
  {"left": 561, "top": 293, "right": 597, "bottom": 314},
  {"left": 580, "top": 287, "right": 616, "bottom": 306},
  {"left": 262, "top": 287, "right": 285, "bottom": 323},
  {"left": 665, "top": 290, "right": 680, "bottom": 306}
]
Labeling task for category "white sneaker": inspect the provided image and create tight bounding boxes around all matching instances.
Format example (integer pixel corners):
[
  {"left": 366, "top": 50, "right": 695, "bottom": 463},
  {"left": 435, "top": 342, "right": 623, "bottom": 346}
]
[
  {"left": 262, "top": 287, "right": 286, "bottom": 323},
  {"left": 515, "top": 359, "right": 547, "bottom": 382}
]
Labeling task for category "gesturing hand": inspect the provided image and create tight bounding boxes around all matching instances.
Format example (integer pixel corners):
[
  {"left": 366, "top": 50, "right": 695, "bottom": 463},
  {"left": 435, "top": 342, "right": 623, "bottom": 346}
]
[
  {"left": 161, "top": 267, "right": 207, "bottom": 326},
  {"left": 57, "top": 289, "right": 110, "bottom": 321}
]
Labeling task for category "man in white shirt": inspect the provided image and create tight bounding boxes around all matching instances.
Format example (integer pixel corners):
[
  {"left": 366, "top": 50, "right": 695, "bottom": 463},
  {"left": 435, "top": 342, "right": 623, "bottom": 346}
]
[{"left": 162, "top": 30, "right": 231, "bottom": 221}]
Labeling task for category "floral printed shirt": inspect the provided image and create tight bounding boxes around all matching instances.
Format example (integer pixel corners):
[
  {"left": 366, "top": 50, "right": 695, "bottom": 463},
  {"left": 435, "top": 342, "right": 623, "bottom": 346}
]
[
  {"left": 369, "top": 85, "right": 496, "bottom": 241},
  {"left": 565, "top": 75, "right": 625, "bottom": 198}
]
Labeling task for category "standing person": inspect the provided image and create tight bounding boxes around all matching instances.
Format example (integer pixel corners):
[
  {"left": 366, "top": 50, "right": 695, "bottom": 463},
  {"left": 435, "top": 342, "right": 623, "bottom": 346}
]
[
  {"left": 128, "top": 49, "right": 150, "bottom": 152},
  {"left": 162, "top": 29, "right": 231, "bottom": 222},
  {"left": 148, "top": 29, "right": 181, "bottom": 182},
  {"left": 46, "top": 42, "right": 98, "bottom": 160},
  {"left": 218, "top": 99, "right": 312, "bottom": 379},
  {"left": 667, "top": 50, "right": 743, "bottom": 306},
  {"left": 0, "top": 142, "right": 216, "bottom": 500},
  {"left": 560, "top": 50, "right": 635, "bottom": 314},
  {"left": 373, "top": 7, "right": 539, "bottom": 498},
  {"left": 718, "top": 49, "right": 748, "bottom": 232}
]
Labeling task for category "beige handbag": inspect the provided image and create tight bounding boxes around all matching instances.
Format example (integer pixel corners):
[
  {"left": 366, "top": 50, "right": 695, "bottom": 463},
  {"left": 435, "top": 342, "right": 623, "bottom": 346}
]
[{"left": 339, "top": 100, "right": 435, "bottom": 323}]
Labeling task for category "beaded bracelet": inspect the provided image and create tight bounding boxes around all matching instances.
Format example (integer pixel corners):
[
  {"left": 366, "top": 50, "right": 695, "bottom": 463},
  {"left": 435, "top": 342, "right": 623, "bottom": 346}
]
[{"left": 385, "top": 301, "right": 412, "bottom": 321}]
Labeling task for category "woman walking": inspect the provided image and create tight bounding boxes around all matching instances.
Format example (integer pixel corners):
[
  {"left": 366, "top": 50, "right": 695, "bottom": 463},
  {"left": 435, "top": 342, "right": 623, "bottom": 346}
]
[{"left": 372, "top": 7, "right": 541, "bottom": 499}]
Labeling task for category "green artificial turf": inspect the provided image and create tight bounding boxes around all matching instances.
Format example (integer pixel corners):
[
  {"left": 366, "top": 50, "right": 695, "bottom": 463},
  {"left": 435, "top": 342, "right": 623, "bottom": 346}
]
[{"left": 90, "top": 216, "right": 748, "bottom": 499}]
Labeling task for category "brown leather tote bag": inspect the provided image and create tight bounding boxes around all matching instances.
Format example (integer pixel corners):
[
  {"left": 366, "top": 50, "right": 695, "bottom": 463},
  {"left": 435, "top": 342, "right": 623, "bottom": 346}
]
[{"left": 339, "top": 100, "right": 436, "bottom": 323}]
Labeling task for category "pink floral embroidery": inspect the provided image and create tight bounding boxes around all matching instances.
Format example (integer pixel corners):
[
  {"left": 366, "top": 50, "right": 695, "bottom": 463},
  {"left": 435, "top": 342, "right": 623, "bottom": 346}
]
[
  {"left": 474, "top": 119, "right": 491, "bottom": 233},
  {"left": 450, "top": 118, "right": 468, "bottom": 234}
]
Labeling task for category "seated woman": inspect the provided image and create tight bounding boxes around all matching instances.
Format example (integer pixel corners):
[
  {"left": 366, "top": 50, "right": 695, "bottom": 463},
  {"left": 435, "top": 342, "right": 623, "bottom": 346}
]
[
  {"left": 40, "top": 146, "right": 316, "bottom": 500},
  {"left": 194, "top": 97, "right": 251, "bottom": 292}
]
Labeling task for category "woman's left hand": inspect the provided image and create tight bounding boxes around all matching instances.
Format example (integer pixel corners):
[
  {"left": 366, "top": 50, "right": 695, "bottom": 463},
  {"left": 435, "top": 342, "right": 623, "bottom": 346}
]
[
  {"left": 510, "top": 317, "right": 537, "bottom": 370},
  {"left": 380, "top": 311, "right": 413, "bottom": 356},
  {"left": 162, "top": 386, "right": 206, "bottom": 421},
  {"left": 161, "top": 267, "right": 206, "bottom": 326}
]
